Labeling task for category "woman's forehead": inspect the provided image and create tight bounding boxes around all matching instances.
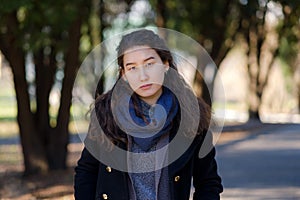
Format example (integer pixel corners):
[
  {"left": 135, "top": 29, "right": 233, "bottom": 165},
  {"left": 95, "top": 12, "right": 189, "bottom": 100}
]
[{"left": 123, "top": 46, "right": 159, "bottom": 62}]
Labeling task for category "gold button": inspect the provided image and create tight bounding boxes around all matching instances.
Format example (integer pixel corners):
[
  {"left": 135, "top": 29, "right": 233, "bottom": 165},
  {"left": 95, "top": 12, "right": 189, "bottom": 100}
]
[
  {"left": 102, "top": 193, "right": 108, "bottom": 199},
  {"left": 106, "top": 166, "right": 112, "bottom": 173},
  {"left": 174, "top": 175, "right": 180, "bottom": 182}
]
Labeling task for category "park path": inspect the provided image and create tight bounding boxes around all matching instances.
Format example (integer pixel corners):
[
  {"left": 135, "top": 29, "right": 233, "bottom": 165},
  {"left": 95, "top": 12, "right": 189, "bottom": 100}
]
[
  {"left": 1, "top": 123, "right": 300, "bottom": 199},
  {"left": 216, "top": 123, "right": 300, "bottom": 200}
]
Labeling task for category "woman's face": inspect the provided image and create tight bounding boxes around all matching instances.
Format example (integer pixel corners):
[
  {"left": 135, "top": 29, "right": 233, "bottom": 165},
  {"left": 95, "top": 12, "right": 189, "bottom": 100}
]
[{"left": 122, "top": 45, "right": 169, "bottom": 105}]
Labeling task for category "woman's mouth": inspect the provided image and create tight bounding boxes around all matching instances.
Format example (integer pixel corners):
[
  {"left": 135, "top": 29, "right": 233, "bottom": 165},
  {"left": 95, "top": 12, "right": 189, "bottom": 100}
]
[{"left": 139, "top": 84, "right": 152, "bottom": 90}]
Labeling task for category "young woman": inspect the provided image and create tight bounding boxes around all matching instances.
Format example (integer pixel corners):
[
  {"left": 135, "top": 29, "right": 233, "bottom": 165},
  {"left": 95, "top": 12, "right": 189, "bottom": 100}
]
[{"left": 74, "top": 29, "right": 223, "bottom": 200}]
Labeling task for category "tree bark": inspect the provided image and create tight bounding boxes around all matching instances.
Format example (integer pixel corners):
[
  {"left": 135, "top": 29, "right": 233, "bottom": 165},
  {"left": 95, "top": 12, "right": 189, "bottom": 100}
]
[
  {"left": 193, "top": 0, "right": 233, "bottom": 105},
  {"left": 0, "top": 12, "right": 49, "bottom": 175},
  {"left": 247, "top": 20, "right": 262, "bottom": 121},
  {"left": 0, "top": 10, "right": 83, "bottom": 174},
  {"left": 209, "top": 0, "right": 233, "bottom": 67},
  {"left": 47, "top": 17, "right": 82, "bottom": 169},
  {"left": 193, "top": 70, "right": 212, "bottom": 106},
  {"left": 155, "top": 0, "right": 166, "bottom": 28}
]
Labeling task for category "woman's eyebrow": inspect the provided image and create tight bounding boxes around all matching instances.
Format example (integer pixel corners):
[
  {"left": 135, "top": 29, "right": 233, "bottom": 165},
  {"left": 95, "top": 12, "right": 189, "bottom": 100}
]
[
  {"left": 125, "top": 62, "right": 135, "bottom": 67},
  {"left": 143, "top": 56, "right": 155, "bottom": 62},
  {"left": 125, "top": 56, "right": 155, "bottom": 67}
]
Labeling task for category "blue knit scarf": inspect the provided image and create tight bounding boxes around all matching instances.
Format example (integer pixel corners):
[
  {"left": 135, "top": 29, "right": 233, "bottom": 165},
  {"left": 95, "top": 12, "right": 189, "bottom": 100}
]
[
  {"left": 128, "top": 87, "right": 178, "bottom": 151},
  {"left": 112, "top": 86, "right": 179, "bottom": 151}
]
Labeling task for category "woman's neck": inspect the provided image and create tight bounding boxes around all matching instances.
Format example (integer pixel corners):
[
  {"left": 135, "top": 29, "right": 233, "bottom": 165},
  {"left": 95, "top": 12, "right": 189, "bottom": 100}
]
[{"left": 139, "top": 87, "right": 163, "bottom": 105}]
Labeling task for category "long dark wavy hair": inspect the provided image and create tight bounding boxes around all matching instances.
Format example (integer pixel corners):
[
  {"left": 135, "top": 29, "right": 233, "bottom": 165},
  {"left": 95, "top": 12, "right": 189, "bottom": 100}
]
[{"left": 91, "top": 29, "right": 211, "bottom": 147}]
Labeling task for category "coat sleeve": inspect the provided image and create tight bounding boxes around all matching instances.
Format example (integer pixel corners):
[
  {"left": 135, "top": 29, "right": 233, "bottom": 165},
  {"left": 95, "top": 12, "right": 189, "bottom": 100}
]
[
  {"left": 192, "top": 135, "right": 223, "bottom": 200},
  {"left": 74, "top": 147, "right": 99, "bottom": 200}
]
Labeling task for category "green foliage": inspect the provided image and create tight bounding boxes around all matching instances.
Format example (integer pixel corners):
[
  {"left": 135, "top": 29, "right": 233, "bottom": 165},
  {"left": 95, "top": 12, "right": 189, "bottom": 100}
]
[
  {"left": 0, "top": 0, "right": 90, "bottom": 53},
  {"left": 278, "top": 36, "right": 298, "bottom": 66},
  {"left": 148, "top": 0, "right": 239, "bottom": 60},
  {"left": 276, "top": 0, "right": 300, "bottom": 69},
  {"left": 0, "top": 0, "right": 32, "bottom": 13}
]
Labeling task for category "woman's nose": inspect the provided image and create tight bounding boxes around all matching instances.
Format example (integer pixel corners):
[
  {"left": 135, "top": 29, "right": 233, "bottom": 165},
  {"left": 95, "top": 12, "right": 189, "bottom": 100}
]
[{"left": 139, "top": 67, "right": 149, "bottom": 82}]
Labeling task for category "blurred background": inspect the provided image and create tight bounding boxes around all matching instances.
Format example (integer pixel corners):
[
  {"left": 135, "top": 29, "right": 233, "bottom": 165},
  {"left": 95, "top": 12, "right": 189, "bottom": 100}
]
[{"left": 0, "top": 0, "right": 299, "bottom": 199}]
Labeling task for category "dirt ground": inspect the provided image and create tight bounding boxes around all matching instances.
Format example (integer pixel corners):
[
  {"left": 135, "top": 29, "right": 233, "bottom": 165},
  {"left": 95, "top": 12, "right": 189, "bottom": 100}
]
[{"left": 0, "top": 143, "right": 83, "bottom": 200}]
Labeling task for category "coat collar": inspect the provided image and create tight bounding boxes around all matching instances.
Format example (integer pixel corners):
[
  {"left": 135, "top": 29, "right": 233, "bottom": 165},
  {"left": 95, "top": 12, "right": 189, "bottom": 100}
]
[{"left": 168, "top": 133, "right": 203, "bottom": 173}]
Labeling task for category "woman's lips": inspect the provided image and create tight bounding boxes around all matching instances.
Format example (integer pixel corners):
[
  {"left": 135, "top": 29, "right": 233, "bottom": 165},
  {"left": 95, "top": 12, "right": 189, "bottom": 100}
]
[{"left": 139, "top": 84, "right": 152, "bottom": 90}]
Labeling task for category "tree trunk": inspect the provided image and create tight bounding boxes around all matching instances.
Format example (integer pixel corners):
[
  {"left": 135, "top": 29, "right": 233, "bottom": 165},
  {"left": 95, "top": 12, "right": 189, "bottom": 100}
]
[
  {"left": 155, "top": 0, "right": 166, "bottom": 27},
  {"left": 246, "top": 2, "right": 279, "bottom": 121},
  {"left": 47, "top": 17, "right": 82, "bottom": 169},
  {"left": 0, "top": 12, "right": 49, "bottom": 175},
  {"left": 209, "top": 0, "right": 233, "bottom": 67},
  {"left": 294, "top": 47, "right": 300, "bottom": 112},
  {"left": 247, "top": 21, "right": 262, "bottom": 121},
  {"left": 193, "top": 71, "right": 212, "bottom": 106},
  {"left": 193, "top": 0, "right": 233, "bottom": 106},
  {"left": 12, "top": 53, "right": 49, "bottom": 175},
  {"left": 0, "top": 11, "right": 83, "bottom": 174}
]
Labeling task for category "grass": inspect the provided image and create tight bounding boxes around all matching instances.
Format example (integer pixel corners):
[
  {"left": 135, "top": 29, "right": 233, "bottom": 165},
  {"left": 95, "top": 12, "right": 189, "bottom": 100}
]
[
  {"left": 0, "top": 91, "right": 17, "bottom": 120},
  {"left": 0, "top": 75, "right": 18, "bottom": 138}
]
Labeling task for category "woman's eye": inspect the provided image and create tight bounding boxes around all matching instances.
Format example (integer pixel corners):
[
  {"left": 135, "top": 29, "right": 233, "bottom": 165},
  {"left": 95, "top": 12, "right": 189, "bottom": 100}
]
[
  {"left": 128, "top": 66, "right": 136, "bottom": 71},
  {"left": 144, "top": 62, "right": 154, "bottom": 67}
]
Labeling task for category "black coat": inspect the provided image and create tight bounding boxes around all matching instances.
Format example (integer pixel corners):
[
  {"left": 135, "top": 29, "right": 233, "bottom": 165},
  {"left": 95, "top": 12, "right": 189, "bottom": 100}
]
[{"left": 74, "top": 132, "right": 223, "bottom": 200}]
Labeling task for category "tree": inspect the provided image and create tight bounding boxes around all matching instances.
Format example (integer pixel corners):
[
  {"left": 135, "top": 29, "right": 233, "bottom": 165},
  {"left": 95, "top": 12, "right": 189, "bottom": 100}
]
[
  {"left": 236, "top": 0, "right": 300, "bottom": 120},
  {"left": 149, "top": 0, "right": 238, "bottom": 105},
  {"left": 0, "top": 0, "right": 90, "bottom": 175},
  {"left": 235, "top": 1, "right": 275, "bottom": 120},
  {"left": 150, "top": 0, "right": 299, "bottom": 119},
  {"left": 276, "top": 0, "right": 300, "bottom": 111}
]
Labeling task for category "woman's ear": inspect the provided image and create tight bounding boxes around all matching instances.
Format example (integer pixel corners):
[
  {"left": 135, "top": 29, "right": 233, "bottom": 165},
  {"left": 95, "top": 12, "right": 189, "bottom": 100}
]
[
  {"left": 164, "top": 61, "right": 170, "bottom": 72},
  {"left": 122, "top": 75, "right": 128, "bottom": 82},
  {"left": 119, "top": 66, "right": 127, "bottom": 82}
]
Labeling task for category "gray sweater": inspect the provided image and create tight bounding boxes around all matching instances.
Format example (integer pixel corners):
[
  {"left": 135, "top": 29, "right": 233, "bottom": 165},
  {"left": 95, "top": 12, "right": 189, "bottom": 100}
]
[{"left": 127, "top": 135, "right": 170, "bottom": 200}]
